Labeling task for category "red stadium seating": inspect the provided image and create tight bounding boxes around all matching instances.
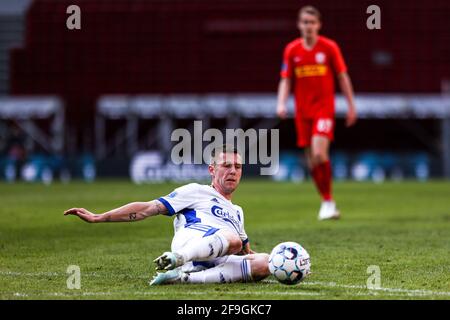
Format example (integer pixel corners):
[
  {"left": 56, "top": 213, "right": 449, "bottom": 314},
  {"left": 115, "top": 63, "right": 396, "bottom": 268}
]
[{"left": 9, "top": 0, "right": 450, "bottom": 117}]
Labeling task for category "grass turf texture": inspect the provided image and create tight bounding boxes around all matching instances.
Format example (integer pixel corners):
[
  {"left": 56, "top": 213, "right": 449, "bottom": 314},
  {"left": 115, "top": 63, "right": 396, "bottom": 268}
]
[{"left": 0, "top": 180, "right": 449, "bottom": 300}]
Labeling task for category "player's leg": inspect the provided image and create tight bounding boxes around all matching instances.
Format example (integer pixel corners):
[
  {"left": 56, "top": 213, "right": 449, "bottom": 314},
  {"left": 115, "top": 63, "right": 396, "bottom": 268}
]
[
  {"left": 246, "top": 253, "right": 271, "bottom": 281},
  {"left": 298, "top": 118, "right": 337, "bottom": 219},
  {"left": 309, "top": 118, "right": 339, "bottom": 220},
  {"left": 185, "top": 253, "right": 270, "bottom": 284},
  {"left": 310, "top": 134, "right": 332, "bottom": 201},
  {"left": 297, "top": 119, "right": 322, "bottom": 195},
  {"left": 154, "top": 226, "right": 242, "bottom": 270},
  {"left": 176, "top": 228, "right": 242, "bottom": 262},
  {"left": 304, "top": 147, "right": 313, "bottom": 170},
  {"left": 150, "top": 253, "right": 270, "bottom": 285}
]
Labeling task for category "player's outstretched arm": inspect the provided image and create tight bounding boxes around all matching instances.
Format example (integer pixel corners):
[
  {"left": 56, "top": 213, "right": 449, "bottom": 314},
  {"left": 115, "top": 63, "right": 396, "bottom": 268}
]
[{"left": 64, "top": 200, "right": 168, "bottom": 223}]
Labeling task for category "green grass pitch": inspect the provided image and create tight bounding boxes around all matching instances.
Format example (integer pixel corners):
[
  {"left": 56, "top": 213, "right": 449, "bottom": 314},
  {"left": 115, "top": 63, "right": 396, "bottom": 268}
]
[{"left": 1, "top": 180, "right": 449, "bottom": 300}]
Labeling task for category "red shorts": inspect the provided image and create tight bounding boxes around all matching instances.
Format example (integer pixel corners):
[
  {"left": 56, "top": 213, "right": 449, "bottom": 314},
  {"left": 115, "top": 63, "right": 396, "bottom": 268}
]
[{"left": 295, "top": 117, "right": 334, "bottom": 148}]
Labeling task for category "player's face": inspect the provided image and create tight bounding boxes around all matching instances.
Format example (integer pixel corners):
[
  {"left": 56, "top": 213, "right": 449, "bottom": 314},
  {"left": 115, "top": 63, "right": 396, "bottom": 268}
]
[
  {"left": 209, "top": 152, "right": 243, "bottom": 195},
  {"left": 298, "top": 13, "right": 321, "bottom": 39}
]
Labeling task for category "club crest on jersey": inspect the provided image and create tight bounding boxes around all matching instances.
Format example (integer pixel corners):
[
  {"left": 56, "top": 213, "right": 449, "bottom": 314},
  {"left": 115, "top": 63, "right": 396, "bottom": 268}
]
[{"left": 315, "top": 52, "right": 326, "bottom": 64}]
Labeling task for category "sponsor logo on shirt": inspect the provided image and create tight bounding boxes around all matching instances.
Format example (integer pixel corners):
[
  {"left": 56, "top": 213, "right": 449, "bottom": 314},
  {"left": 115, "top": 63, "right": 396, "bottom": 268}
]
[
  {"left": 294, "top": 65, "right": 327, "bottom": 78},
  {"left": 211, "top": 205, "right": 240, "bottom": 232}
]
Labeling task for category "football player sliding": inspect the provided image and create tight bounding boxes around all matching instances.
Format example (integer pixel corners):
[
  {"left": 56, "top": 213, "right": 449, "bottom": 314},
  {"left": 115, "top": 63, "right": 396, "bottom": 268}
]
[
  {"left": 64, "top": 145, "right": 270, "bottom": 285},
  {"left": 276, "top": 6, "right": 357, "bottom": 220}
]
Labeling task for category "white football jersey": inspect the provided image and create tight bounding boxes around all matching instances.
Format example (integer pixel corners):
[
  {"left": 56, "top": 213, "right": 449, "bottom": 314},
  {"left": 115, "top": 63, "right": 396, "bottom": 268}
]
[{"left": 158, "top": 183, "right": 249, "bottom": 245}]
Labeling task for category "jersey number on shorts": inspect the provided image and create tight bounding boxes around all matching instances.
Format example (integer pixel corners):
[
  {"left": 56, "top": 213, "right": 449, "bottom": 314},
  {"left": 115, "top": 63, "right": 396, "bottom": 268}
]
[{"left": 316, "top": 119, "right": 333, "bottom": 133}]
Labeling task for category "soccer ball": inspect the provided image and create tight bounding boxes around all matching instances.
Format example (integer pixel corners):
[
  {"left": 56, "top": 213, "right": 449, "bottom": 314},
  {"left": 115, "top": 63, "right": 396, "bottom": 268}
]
[{"left": 268, "top": 241, "right": 311, "bottom": 285}]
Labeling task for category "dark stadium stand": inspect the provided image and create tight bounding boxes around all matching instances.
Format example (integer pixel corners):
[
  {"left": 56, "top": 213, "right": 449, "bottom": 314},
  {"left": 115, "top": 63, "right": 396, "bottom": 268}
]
[
  {"left": 10, "top": 0, "right": 450, "bottom": 98},
  {"left": 2, "top": 0, "right": 450, "bottom": 180}
]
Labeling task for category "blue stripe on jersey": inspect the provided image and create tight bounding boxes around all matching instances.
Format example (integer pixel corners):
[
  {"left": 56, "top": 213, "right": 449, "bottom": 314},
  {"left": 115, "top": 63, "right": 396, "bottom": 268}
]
[
  {"left": 186, "top": 223, "right": 219, "bottom": 238},
  {"left": 181, "top": 208, "right": 201, "bottom": 226},
  {"left": 158, "top": 197, "right": 176, "bottom": 216},
  {"left": 203, "top": 227, "right": 219, "bottom": 237},
  {"left": 242, "top": 238, "right": 249, "bottom": 246},
  {"left": 187, "top": 225, "right": 209, "bottom": 232}
]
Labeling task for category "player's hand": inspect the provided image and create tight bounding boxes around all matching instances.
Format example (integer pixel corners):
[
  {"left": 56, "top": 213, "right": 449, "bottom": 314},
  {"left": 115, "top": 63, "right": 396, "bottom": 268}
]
[
  {"left": 237, "top": 243, "right": 255, "bottom": 255},
  {"left": 346, "top": 106, "right": 357, "bottom": 127},
  {"left": 276, "top": 104, "right": 288, "bottom": 119},
  {"left": 64, "top": 208, "right": 101, "bottom": 223}
]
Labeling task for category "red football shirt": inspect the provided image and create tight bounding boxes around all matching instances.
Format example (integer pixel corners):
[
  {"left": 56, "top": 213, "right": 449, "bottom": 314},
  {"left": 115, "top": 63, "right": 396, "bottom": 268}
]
[{"left": 280, "top": 36, "right": 347, "bottom": 119}]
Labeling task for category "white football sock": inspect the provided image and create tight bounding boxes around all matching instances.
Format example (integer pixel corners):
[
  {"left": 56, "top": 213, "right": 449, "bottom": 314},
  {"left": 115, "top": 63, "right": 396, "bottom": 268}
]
[
  {"left": 176, "top": 232, "right": 230, "bottom": 263},
  {"left": 183, "top": 255, "right": 252, "bottom": 284}
]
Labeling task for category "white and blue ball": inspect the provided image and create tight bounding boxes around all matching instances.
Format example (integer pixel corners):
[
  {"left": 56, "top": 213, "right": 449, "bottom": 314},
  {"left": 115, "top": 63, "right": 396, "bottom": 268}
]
[{"left": 268, "top": 241, "right": 311, "bottom": 285}]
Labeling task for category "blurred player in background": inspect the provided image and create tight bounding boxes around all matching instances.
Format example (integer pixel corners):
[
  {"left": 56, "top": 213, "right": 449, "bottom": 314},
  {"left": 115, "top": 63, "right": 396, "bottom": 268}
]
[{"left": 276, "top": 6, "right": 357, "bottom": 220}]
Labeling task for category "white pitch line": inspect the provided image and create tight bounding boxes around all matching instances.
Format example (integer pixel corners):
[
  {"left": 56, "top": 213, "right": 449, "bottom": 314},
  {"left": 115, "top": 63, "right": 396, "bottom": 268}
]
[
  {"left": 2, "top": 270, "right": 450, "bottom": 297},
  {"left": 303, "top": 281, "right": 450, "bottom": 297},
  {"left": 263, "top": 279, "right": 450, "bottom": 297}
]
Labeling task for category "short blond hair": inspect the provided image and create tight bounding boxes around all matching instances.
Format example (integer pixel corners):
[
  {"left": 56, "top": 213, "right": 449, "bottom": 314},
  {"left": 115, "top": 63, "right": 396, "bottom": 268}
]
[
  {"left": 298, "top": 5, "right": 321, "bottom": 21},
  {"left": 210, "top": 144, "right": 240, "bottom": 165}
]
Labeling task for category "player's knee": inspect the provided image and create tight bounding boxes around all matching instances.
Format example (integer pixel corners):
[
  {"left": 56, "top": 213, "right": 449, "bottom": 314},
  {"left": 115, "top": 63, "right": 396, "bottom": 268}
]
[
  {"left": 222, "top": 232, "right": 243, "bottom": 255},
  {"left": 250, "top": 253, "right": 270, "bottom": 281},
  {"left": 312, "top": 151, "right": 328, "bottom": 165}
]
